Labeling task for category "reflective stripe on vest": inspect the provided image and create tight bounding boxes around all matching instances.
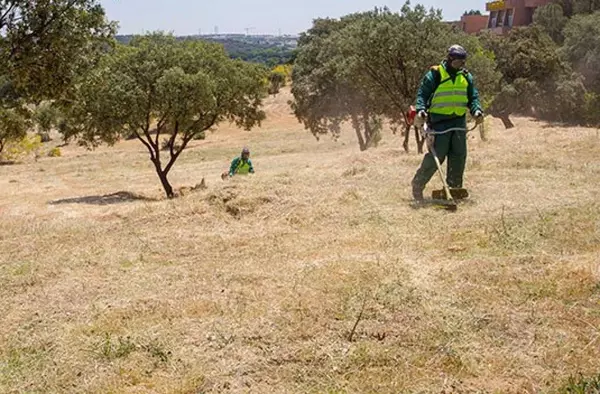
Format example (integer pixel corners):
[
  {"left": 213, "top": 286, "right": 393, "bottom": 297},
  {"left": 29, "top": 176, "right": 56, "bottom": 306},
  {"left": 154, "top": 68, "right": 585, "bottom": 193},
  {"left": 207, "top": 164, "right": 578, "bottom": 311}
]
[{"left": 429, "top": 64, "right": 469, "bottom": 116}]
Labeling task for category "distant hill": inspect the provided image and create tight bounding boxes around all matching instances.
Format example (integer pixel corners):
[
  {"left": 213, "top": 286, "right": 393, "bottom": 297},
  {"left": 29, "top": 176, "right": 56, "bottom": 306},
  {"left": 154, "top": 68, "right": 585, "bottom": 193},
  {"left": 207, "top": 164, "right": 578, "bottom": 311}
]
[{"left": 116, "top": 34, "right": 297, "bottom": 67}]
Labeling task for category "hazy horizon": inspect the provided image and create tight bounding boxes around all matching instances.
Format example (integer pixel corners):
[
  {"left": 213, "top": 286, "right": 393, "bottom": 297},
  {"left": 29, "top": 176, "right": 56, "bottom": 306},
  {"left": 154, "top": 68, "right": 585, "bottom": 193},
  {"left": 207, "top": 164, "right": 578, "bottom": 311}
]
[{"left": 99, "top": 1, "right": 485, "bottom": 36}]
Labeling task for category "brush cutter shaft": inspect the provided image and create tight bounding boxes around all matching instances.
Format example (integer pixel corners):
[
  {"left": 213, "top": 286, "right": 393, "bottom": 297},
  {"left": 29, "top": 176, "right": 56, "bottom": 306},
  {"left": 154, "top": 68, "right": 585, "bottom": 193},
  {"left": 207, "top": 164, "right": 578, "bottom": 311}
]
[
  {"left": 429, "top": 145, "right": 452, "bottom": 200},
  {"left": 419, "top": 123, "right": 458, "bottom": 210},
  {"left": 423, "top": 124, "right": 479, "bottom": 135}
]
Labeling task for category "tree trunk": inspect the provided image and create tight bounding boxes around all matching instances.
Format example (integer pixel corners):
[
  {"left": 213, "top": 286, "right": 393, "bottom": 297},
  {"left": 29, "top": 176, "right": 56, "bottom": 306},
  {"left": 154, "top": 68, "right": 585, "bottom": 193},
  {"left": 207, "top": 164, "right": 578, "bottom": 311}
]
[
  {"left": 152, "top": 159, "right": 174, "bottom": 198},
  {"left": 354, "top": 126, "right": 367, "bottom": 151},
  {"left": 157, "top": 169, "right": 174, "bottom": 198},
  {"left": 497, "top": 113, "right": 515, "bottom": 129},
  {"left": 415, "top": 126, "right": 425, "bottom": 154},
  {"left": 363, "top": 113, "right": 373, "bottom": 149},
  {"left": 402, "top": 123, "right": 410, "bottom": 153},
  {"left": 351, "top": 114, "right": 367, "bottom": 151}
]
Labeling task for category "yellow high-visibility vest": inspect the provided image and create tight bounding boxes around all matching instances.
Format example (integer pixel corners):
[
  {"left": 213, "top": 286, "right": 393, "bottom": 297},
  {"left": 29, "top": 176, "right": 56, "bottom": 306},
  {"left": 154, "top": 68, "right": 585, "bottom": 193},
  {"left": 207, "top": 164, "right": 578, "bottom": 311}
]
[{"left": 429, "top": 64, "right": 469, "bottom": 116}]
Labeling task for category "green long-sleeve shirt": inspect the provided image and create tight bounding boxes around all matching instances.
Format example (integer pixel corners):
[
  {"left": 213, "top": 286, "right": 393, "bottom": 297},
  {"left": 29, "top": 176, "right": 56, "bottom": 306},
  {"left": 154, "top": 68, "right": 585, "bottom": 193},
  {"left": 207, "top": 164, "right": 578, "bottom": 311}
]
[{"left": 416, "top": 60, "right": 482, "bottom": 132}]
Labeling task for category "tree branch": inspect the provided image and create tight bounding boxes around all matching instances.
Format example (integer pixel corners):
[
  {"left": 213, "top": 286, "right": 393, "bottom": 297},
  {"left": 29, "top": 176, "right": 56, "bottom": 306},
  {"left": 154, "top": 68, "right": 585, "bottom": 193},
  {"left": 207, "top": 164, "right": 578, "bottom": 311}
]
[
  {"left": 142, "top": 92, "right": 159, "bottom": 151},
  {"left": 387, "top": 52, "right": 405, "bottom": 97},
  {"left": 0, "top": 1, "right": 18, "bottom": 30},
  {"left": 363, "top": 62, "right": 406, "bottom": 112},
  {"left": 140, "top": 121, "right": 160, "bottom": 167},
  {"left": 156, "top": 111, "right": 170, "bottom": 133},
  {"left": 8, "top": 0, "right": 80, "bottom": 60},
  {"left": 132, "top": 128, "right": 155, "bottom": 161},
  {"left": 163, "top": 114, "right": 218, "bottom": 175},
  {"left": 168, "top": 120, "right": 179, "bottom": 159},
  {"left": 188, "top": 112, "right": 219, "bottom": 138}
]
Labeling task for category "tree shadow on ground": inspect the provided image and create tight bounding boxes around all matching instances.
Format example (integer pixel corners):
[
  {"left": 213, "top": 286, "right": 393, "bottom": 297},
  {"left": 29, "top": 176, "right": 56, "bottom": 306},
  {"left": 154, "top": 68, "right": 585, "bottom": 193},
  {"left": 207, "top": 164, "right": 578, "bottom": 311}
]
[{"left": 49, "top": 191, "right": 158, "bottom": 206}]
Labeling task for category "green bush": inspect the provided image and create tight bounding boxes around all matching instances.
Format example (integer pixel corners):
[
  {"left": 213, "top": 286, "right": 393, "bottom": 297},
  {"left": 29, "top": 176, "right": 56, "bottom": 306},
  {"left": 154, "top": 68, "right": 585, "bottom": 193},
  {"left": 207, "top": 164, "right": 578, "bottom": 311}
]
[{"left": 1, "top": 135, "right": 43, "bottom": 162}]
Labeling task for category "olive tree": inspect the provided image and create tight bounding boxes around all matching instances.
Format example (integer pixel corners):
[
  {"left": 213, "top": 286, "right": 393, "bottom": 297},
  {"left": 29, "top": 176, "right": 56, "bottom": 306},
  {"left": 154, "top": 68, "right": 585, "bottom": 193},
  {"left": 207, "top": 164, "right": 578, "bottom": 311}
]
[
  {"left": 0, "top": 0, "right": 116, "bottom": 102},
  {"left": 291, "top": 3, "right": 499, "bottom": 152},
  {"left": 65, "top": 33, "right": 268, "bottom": 198},
  {"left": 290, "top": 17, "right": 381, "bottom": 151},
  {"left": 0, "top": 0, "right": 115, "bottom": 151}
]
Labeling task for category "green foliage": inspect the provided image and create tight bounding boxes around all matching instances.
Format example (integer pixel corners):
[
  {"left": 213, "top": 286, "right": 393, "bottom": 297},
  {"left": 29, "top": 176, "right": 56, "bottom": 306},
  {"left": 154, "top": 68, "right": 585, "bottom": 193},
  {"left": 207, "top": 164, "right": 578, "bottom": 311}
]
[
  {"left": 33, "top": 103, "right": 59, "bottom": 135},
  {"left": 562, "top": 12, "right": 600, "bottom": 94},
  {"left": 117, "top": 35, "right": 296, "bottom": 67},
  {"left": 291, "top": 17, "right": 350, "bottom": 138},
  {"left": 583, "top": 92, "right": 600, "bottom": 126},
  {"left": 268, "top": 69, "right": 286, "bottom": 95},
  {"left": 0, "top": 1, "right": 115, "bottom": 155},
  {"left": 552, "top": 0, "right": 600, "bottom": 17},
  {"left": 0, "top": 108, "right": 31, "bottom": 156},
  {"left": 291, "top": 15, "right": 378, "bottom": 150},
  {"left": 272, "top": 64, "right": 293, "bottom": 79},
  {"left": 184, "top": 37, "right": 296, "bottom": 67},
  {"left": 545, "top": 4, "right": 600, "bottom": 122},
  {"left": 572, "top": 0, "right": 600, "bottom": 14},
  {"left": 492, "top": 27, "right": 561, "bottom": 84},
  {"left": 290, "top": 1, "right": 600, "bottom": 131},
  {"left": 65, "top": 32, "right": 267, "bottom": 198},
  {"left": 33, "top": 102, "right": 63, "bottom": 142},
  {"left": 0, "top": 0, "right": 116, "bottom": 103},
  {"left": 334, "top": 4, "right": 449, "bottom": 119},
  {"left": 268, "top": 65, "right": 292, "bottom": 95},
  {"left": 534, "top": 3, "right": 568, "bottom": 43},
  {"left": 459, "top": 35, "right": 502, "bottom": 111},
  {"left": 479, "top": 26, "right": 584, "bottom": 125},
  {"left": 1, "top": 134, "right": 42, "bottom": 162},
  {"left": 225, "top": 43, "right": 294, "bottom": 67},
  {"left": 463, "top": 10, "right": 482, "bottom": 16},
  {"left": 193, "top": 131, "right": 206, "bottom": 140},
  {"left": 291, "top": 2, "right": 498, "bottom": 148}
]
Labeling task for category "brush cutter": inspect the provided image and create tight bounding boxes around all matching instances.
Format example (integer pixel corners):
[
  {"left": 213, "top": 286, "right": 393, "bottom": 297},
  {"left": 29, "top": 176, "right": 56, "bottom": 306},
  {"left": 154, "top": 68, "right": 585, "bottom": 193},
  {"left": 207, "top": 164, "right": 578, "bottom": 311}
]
[
  {"left": 424, "top": 121, "right": 482, "bottom": 202},
  {"left": 421, "top": 124, "right": 458, "bottom": 211}
]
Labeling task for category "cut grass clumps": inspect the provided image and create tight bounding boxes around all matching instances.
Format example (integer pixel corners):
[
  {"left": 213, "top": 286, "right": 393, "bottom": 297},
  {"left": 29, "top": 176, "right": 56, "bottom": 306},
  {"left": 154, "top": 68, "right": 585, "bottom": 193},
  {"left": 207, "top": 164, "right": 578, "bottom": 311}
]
[
  {"left": 96, "top": 333, "right": 172, "bottom": 366},
  {"left": 485, "top": 203, "right": 600, "bottom": 255},
  {"left": 2, "top": 106, "right": 600, "bottom": 392}
]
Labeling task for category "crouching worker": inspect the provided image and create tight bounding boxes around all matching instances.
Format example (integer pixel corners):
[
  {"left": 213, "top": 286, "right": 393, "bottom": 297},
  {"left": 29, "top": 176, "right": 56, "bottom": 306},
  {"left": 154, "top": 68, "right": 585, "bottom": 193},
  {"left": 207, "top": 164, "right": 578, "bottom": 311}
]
[{"left": 222, "top": 147, "right": 255, "bottom": 180}]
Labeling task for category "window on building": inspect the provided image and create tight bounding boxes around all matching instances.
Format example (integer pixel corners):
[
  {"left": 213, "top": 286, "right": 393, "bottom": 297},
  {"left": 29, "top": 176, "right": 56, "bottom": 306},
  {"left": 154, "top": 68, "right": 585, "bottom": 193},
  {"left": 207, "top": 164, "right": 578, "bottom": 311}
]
[
  {"left": 488, "top": 11, "right": 497, "bottom": 28},
  {"left": 497, "top": 10, "right": 505, "bottom": 27},
  {"left": 506, "top": 8, "right": 514, "bottom": 27},
  {"left": 525, "top": 7, "right": 534, "bottom": 25}
]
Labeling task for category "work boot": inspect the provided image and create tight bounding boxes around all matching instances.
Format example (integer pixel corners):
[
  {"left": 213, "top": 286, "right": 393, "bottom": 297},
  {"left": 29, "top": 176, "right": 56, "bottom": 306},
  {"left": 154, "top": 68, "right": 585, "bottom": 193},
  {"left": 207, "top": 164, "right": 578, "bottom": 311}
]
[
  {"left": 412, "top": 182, "right": 424, "bottom": 201},
  {"left": 450, "top": 188, "right": 469, "bottom": 200},
  {"left": 432, "top": 188, "right": 469, "bottom": 200}
]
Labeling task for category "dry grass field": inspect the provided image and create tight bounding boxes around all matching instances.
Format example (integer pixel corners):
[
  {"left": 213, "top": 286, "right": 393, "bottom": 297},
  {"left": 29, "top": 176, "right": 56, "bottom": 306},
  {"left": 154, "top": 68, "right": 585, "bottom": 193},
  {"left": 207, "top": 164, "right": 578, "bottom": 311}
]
[{"left": 1, "top": 89, "right": 600, "bottom": 393}]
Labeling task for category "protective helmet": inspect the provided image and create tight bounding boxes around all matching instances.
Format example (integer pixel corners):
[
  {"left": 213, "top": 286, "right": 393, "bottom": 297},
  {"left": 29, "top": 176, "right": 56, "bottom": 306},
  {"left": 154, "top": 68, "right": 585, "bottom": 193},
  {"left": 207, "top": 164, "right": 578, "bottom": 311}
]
[
  {"left": 242, "top": 147, "right": 250, "bottom": 154},
  {"left": 448, "top": 45, "right": 467, "bottom": 59}
]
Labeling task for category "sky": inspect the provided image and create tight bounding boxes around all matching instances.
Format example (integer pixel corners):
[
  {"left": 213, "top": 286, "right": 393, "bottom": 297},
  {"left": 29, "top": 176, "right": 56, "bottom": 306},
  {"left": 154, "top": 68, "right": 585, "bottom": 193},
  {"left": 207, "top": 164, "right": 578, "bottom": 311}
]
[{"left": 99, "top": 0, "right": 485, "bottom": 36}]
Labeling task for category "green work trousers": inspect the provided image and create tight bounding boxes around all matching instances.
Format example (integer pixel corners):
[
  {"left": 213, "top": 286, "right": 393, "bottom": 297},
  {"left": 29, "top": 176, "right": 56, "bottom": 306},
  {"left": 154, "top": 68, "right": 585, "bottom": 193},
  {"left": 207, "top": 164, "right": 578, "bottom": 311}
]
[{"left": 412, "top": 130, "right": 467, "bottom": 189}]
